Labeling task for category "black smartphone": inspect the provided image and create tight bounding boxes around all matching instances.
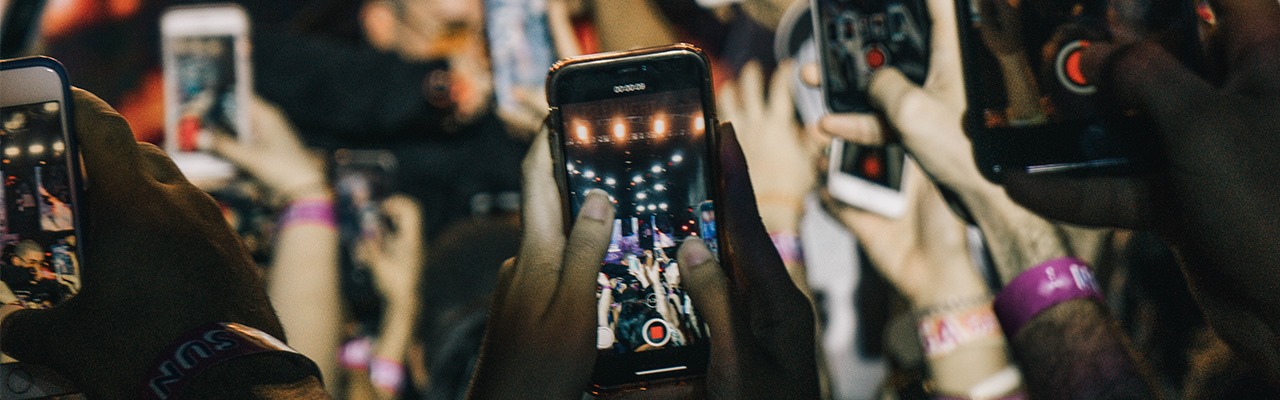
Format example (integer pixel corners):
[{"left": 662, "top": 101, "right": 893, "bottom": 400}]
[
  {"left": 812, "top": 0, "right": 931, "bottom": 113},
  {"left": 547, "top": 44, "right": 718, "bottom": 391},
  {"left": 332, "top": 149, "right": 399, "bottom": 331},
  {"left": 957, "top": 0, "right": 1202, "bottom": 181},
  {"left": 0, "top": 56, "right": 86, "bottom": 398}
]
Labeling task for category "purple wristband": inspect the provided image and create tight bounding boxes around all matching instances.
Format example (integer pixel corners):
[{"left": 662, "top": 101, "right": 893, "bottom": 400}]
[
  {"left": 770, "top": 232, "right": 803, "bottom": 264},
  {"left": 279, "top": 199, "right": 336, "bottom": 229},
  {"left": 141, "top": 323, "right": 321, "bottom": 400},
  {"left": 993, "top": 257, "right": 1103, "bottom": 338}
]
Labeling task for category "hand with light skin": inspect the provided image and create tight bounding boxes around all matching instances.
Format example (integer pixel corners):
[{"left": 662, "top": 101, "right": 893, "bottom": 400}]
[
  {"left": 468, "top": 124, "right": 817, "bottom": 399},
  {"left": 821, "top": 162, "right": 1013, "bottom": 395},
  {"left": 1002, "top": 0, "right": 1280, "bottom": 383},
  {"left": 356, "top": 194, "right": 425, "bottom": 399},
  {"left": 212, "top": 96, "right": 327, "bottom": 202},
  {"left": 974, "top": 0, "right": 1046, "bottom": 124},
  {"left": 719, "top": 61, "right": 814, "bottom": 237},
  {"left": 807, "top": 0, "right": 1110, "bottom": 280}
]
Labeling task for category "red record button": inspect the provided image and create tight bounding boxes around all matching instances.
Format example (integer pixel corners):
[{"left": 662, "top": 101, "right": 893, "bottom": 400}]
[
  {"left": 866, "top": 47, "right": 886, "bottom": 69},
  {"left": 642, "top": 318, "right": 672, "bottom": 347},
  {"left": 1065, "top": 42, "right": 1088, "bottom": 86}
]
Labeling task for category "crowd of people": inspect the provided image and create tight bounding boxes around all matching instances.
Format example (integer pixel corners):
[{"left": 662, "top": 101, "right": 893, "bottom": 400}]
[{"left": 0, "top": 0, "right": 1278, "bottom": 399}]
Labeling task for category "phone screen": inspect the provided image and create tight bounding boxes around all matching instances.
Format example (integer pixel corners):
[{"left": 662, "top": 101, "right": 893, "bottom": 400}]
[
  {"left": 0, "top": 101, "right": 79, "bottom": 309},
  {"left": 814, "top": 0, "right": 930, "bottom": 112},
  {"left": 333, "top": 150, "right": 399, "bottom": 330},
  {"left": 838, "top": 141, "right": 905, "bottom": 190},
  {"left": 485, "top": 0, "right": 557, "bottom": 115},
  {"left": 560, "top": 87, "right": 712, "bottom": 358},
  {"left": 170, "top": 35, "right": 239, "bottom": 152},
  {"left": 959, "top": 0, "right": 1200, "bottom": 177}
]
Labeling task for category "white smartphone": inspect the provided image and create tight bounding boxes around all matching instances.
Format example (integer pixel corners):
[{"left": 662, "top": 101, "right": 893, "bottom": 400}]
[
  {"left": 827, "top": 139, "right": 908, "bottom": 218},
  {"left": 161, "top": 4, "right": 252, "bottom": 185},
  {"left": 0, "top": 56, "right": 86, "bottom": 399}
]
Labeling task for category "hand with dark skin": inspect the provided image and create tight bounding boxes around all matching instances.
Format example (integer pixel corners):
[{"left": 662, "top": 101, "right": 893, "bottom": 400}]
[
  {"left": 1002, "top": 0, "right": 1280, "bottom": 383},
  {"left": 468, "top": 123, "right": 818, "bottom": 399},
  {"left": 0, "top": 89, "right": 295, "bottom": 398}
]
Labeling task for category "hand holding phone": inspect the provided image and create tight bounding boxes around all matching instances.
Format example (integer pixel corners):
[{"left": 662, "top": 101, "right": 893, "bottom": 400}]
[
  {"left": 469, "top": 123, "right": 818, "bottom": 399},
  {"left": 1, "top": 86, "right": 288, "bottom": 399}
]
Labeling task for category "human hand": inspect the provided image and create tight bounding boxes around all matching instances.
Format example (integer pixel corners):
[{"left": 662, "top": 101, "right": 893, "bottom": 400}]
[
  {"left": 358, "top": 195, "right": 425, "bottom": 305},
  {"left": 808, "top": 0, "right": 1110, "bottom": 280},
  {"left": 974, "top": 0, "right": 1024, "bottom": 58},
  {"left": 719, "top": 61, "right": 815, "bottom": 235},
  {"left": 1002, "top": 0, "right": 1280, "bottom": 380},
  {"left": 0, "top": 89, "right": 284, "bottom": 399},
  {"left": 212, "top": 96, "right": 327, "bottom": 201},
  {"left": 820, "top": 162, "right": 986, "bottom": 306},
  {"left": 469, "top": 124, "right": 818, "bottom": 399},
  {"left": 495, "top": 87, "right": 550, "bottom": 141}
]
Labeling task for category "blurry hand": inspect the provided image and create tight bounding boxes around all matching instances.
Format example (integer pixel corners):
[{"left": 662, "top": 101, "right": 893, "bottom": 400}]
[
  {"left": 0, "top": 89, "right": 284, "bottom": 399},
  {"left": 358, "top": 195, "right": 426, "bottom": 305},
  {"left": 469, "top": 124, "right": 818, "bottom": 399},
  {"left": 212, "top": 96, "right": 326, "bottom": 201},
  {"left": 495, "top": 87, "right": 550, "bottom": 141},
  {"left": 719, "top": 61, "right": 814, "bottom": 235},
  {"left": 1002, "top": 0, "right": 1280, "bottom": 381},
  {"left": 806, "top": 0, "right": 1110, "bottom": 279}
]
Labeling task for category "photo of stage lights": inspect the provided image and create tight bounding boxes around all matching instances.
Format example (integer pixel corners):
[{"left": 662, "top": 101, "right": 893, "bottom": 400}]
[{"left": 562, "top": 88, "right": 710, "bottom": 245}]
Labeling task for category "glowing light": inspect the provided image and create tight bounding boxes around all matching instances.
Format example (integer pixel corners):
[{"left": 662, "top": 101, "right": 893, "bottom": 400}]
[
  {"left": 613, "top": 121, "right": 626, "bottom": 139},
  {"left": 637, "top": 193, "right": 648, "bottom": 200},
  {"left": 672, "top": 154, "right": 684, "bottom": 163},
  {"left": 29, "top": 144, "right": 44, "bottom": 155},
  {"left": 576, "top": 124, "right": 589, "bottom": 141},
  {"left": 583, "top": 170, "right": 596, "bottom": 179},
  {"left": 42, "top": 102, "right": 59, "bottom": 113},
  {"left": 653, "top": 118, "right": 667, "bottom": 136},
  {"left": 654, "top": 184, "right": 666, "bottom": 191},
  {"left": 650, "top": 165, "right": 662, "bottom": 173},
  {"left": 694, "top": 114, "right": 705, "bottom": 132},
  {"left": 605, "top": 178, "right": 617, "bottom": 186},
  {"left": 4, "top": 147, "right": 18, "bottom": 157},
  {"left": 648, "top": 204, "right": 657, "bottom": 211},
  {"left": 638, "top": 206, "right": 646, "bottom": 213},
  {"left": 633, "top": 175, "right": 644, "bottom": 183},
  {"left": 659, "top": 203, "right": 668, "bottom": 210}
]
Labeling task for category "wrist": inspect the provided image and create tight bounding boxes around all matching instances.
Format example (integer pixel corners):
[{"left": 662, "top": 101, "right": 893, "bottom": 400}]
[
  {"left": 141, "top": 323, "right": 322, "bottom": 399},
  {"left": 279, "top": 198, "right": 336, "bottom": 230},
  {"left": 993, "top": 257, "right": 1102, "bottom": 338}
]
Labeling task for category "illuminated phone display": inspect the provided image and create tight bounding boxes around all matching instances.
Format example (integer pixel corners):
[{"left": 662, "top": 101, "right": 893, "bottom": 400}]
[
  {"left": 0, "top": 101, "right": 79, "bottom": 309},
  {"left": 562, "top": 87, "right": 711, "bottom": 355}
]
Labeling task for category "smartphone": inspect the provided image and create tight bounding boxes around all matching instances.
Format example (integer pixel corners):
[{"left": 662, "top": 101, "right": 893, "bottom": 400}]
[
  {"left": 547, "top": 44, "right": 718, "bottom": 390},
  {"left": 484, "top": 0, "right": 558, "bottom": 118},
  {"left": 811, "top": 0, "right": 923, "bottom": 216},
  {"left": 812, "top": 0, "right": 931, "bottom": 113},
  {"left": 956, "top": 0, "right": 1202, "bottom": 181},
  {"left": 161, "top": 4, "right": 252, "bottom": 184},
  {"left": 332, "top": 149, "right": 399, "bottom": 331},
  {"left": 0, "top": 56, "right": 86, "bottom": 399}
]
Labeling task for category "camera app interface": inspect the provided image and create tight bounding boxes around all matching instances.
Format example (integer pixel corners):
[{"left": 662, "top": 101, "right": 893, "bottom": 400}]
[
  {"left": 816, "top": 0, "right": 929, "bottom": 111},
  {"left": 840, "top": 143, "right": 905, "bottom": 190},
  {"left": 562, "top": 88, "right": 711, "bottom": 355},
  {"left": 0, "top": 102, "right": 79, "bottom": 309},
  {"left": 171, "top": 35, "right": 238, "bottom": 151},
  {"left": 966, "top": 0, "right": 1110, "bottom": 128}
]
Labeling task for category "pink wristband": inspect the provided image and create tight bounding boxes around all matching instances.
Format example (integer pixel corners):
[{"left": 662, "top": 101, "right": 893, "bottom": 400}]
[
  {"left": 142, "top": 322, "right": 321, "bottom": 400},
  {"left": 279, "top": 199, "right": 336, "bottom": 229},
  {"left": 993, "top": 257, "right": 1103, "bottom": 338},
  {"left": 770, "top": 232, "right": 803, "bottom": 264},
  {"left": 369, "top": 357, "right": 405, "bottom": 393}
]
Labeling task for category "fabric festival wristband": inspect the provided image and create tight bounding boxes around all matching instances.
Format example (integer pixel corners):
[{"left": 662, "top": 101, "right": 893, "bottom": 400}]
[
  {"left": 993, "top": 257, "right": 1103, "bottom": 338},
  {"left": 370, "top": 356, "right": 405, "bottom": 394},
  {"left": 770, "top": 231, "right": 803, "bottom": 265},
  {"left": 279, "top": 199, "right": 336, "bottom": 229},
  {"left": 140, "top": 322, "right": 322, "bottom": 400},
  {"left": 917, "top": 303, "right": 1000, "bottom": 359}
]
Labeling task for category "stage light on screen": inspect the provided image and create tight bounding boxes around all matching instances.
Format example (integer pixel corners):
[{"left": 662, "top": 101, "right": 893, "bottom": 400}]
[
  {"left": 671, "top": 154, "right": 683, "bottom": 163},
  {"left": 654, "top": 184, "right": 666, "bottom": 191},
  {"left": 637, "top": 193, "right": 648, "bottom": 200},
  {"left": 584, "top": 170, "right": 596, "bottom": 179},
  {"left": 633, "top": 175, "right": 644, "bottom": 183},
  {"left": 613, "top": 120, "right": 627, "bottom": 140},
  {"left": 659, "top": 203, "right": 668, "bottom": 210},
  {"left": 694, "top": 113, "right": 705, "bottom": 132},
  {"left": 653, "top": 118, "right": 667, "bottom": 136},
  {"left": 29, "top": 144, "right": 45, "bottom": 155},
  {"left": 576, "top": 123, "right": 589, "bottom": 141},
  {"left": 650, "top": 165, "right": 662, "bottom": 173},
  {"left": 605, "top": 177, "right": 617, "bottom": 186},
  {"left": 4, "top": 147, "right": 18, "bottom": 157},
  {"left": 648, "top": 204, "right": 657, "bottom": 211}
]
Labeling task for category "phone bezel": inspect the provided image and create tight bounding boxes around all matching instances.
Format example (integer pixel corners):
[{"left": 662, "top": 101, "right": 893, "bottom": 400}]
[
  {"left": 160, "top": 3, "right": 252, "bottom": 184},
  {"left": 0, "top": 56, "right": 86, "bottom": 399},
  {"left": 545, "top": 44, "right": 719, "bottom": 390}
]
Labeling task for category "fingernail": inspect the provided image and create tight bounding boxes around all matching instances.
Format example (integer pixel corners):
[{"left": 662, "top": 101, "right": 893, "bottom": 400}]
[
  {"left": 681, "top": 238, "right": 711, "bottom": 266},
  {"left": 581, "top": 189, "right": 611, "bottom": 222}
]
